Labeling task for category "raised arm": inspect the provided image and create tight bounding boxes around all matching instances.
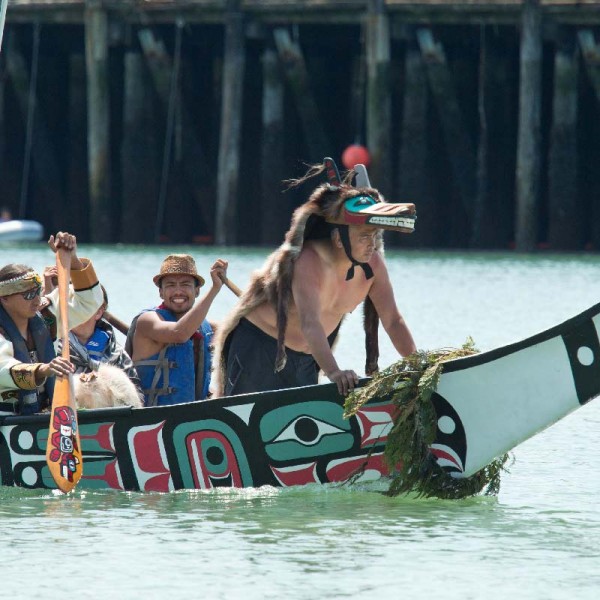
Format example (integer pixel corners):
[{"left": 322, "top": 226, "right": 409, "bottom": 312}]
[
  {"left": 48, "top": 231, "right": 85, "bottom": 270},
  {"left": 45, "top": 231, "right": 104, "bottom": 331}
]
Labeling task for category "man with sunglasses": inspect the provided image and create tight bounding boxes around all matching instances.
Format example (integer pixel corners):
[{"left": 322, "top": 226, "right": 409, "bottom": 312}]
[{"left": 0, "top": 231, "right": 104, "bottom": 415}]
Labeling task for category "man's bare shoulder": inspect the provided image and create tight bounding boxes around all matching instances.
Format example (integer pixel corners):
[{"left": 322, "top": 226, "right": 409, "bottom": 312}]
[
  {"left": 137, "top": 311, "right": 164, "bottom": 323},
  {"left": 135, "top": 310, "right": 166, "bottom": 332},
  {"left": 132, "top": 311, "right": 168, "bottom": 359},
  {"left": 298, "top": 240, "right": 334, "bottom": 268}
]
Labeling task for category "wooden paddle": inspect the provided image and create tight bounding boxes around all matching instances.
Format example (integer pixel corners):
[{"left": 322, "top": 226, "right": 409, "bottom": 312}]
[
  {"left": 104, "top": 310, "right": 130, "bottom": 336},
  {"left": 45, "top": 248, "right": 83, "bottom": 493},
  {"left": 219, "top": 275, "right": 242, "bottom": 298}
]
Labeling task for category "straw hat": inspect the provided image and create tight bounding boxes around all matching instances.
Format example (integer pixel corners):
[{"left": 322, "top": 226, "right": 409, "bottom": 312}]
[{"left": 153, "top": 254, "right": 205, "bottom": 287}]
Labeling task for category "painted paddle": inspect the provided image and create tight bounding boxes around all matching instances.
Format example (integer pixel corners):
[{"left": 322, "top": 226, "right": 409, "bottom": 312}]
[{"left": 45, "top": 248, "right": 83, "bottom": 493}]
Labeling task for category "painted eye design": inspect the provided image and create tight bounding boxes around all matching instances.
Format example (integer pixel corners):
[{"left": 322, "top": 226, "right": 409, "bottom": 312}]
[
  {"left": 201, "top": 439, "right": 228, "bottom": 472},
  {"left": 350, "top": 196, "right": 376, "bottom": 208},
  {"left": 272, "top": 416, "right": 346, "bottom": 446}
]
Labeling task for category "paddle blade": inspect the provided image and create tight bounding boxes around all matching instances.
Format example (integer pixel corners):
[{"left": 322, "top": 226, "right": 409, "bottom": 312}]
[{"left": 45, "top": 375, "right": 83, "bottom": 493}]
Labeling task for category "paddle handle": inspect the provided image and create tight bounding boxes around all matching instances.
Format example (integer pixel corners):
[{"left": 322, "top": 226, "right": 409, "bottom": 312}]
[
  {"left": 56, "top": 248, "right": 71, "bottom": 360},
  {"left": 104, "top": 310, "right": 130, "bottom": 336},
  {"left": 219, "top": 275, "right": 242, "bottom": 298}
]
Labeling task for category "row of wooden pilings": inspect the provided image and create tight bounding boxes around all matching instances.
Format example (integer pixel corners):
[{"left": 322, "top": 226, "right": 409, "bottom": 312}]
[{"left": 1, "top": 0, "right": 600, "bottom": 250}]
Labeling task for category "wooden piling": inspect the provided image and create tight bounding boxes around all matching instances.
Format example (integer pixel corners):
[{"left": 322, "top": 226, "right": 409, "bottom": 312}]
[
  {"left": 260, "top": 45, "right": 288, "bottom": 245},
  {"left": 365, "top": 0, "right": 391, "bottom": 194},
  {"left": 514, "top": 0, "right": 543, "bottom": 251},
  {"left": 578, "top": 30, "right": 600, "bottom": 100},
  {"left": 0, "top": 0, "right": 8, "bottom": 54},
  {"left": 416, "top": 28, "right": 477, "bottom": 240},
  {"left": 473, "top": 26, "right": 489, "bottom": 249},
  {"left": 67, "top": 53, "right": 89, "bottom": 238},
  {"left": 84, "top": 0, "right": 112, "bottom": 242},
  {"left": 216, "top": 0, "right": 245, "bottom": 246},
  {"left": 121, "top": 51, "right": 158, "bottom": 243},
  {"left": 397, "top": 39, "right": 433, "bottom": 247},
  {"left": 273, "top": 27, "right": 329, "bottom": 163},
  {"left": 0, "top": 44, "right": 20, "bottom": 213},
  {"left": 548, "top": 32, "right": 580, "bottom": 250},
  {"left": 138, "top": 27, "right": 212, "bottom": 242},
  {"left": 349, "top": 43, "right": 366, "bottom": 152},
  {"left": 4, "top": 29, "right": 64, "bottom": 230},
  {"left": 481, "top": 28, "right": 517, "bottom": 249},
  {"left": 0, "top": 49, "right": 5, "bottom": 201},
  {"left": 577, "top": 29, "right": 600, "bottom": 250}
]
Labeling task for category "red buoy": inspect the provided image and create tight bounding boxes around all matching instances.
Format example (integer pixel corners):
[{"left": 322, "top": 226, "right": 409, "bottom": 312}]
[{"left": 341, "top": 144, "right": 371, "bottom": 169}]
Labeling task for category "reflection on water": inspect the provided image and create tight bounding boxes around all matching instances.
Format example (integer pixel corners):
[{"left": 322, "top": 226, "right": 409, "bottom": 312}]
[{"left": 1, "top": 244, "right": 599, "bottom": 599}]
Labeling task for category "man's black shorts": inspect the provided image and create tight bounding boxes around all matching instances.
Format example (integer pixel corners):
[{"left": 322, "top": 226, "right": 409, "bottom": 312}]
[{"left": 224, "top": 318, "right": 319, "bottom": 396}]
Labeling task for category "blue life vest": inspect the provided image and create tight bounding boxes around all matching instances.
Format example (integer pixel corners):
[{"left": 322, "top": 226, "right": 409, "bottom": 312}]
[
  {"left": 0, "top": 305, "right": 55, "bottom": 415},
  {"left": 84, "top": 327, "right": 111, "bottom": 361},
  {"left": 128, "top": 308, "right": 213, "bottom": 407}
]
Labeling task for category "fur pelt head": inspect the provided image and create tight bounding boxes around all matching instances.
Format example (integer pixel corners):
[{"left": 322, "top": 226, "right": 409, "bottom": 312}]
[{"left": 74, "top": 364, "right": 143, "bottom": 409}]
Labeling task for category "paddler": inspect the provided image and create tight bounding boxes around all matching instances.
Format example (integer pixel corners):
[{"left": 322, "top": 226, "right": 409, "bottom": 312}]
[
  {"left": 126, "top": 254, "right": 228, "bottom": 406},
  {"left": 0, "top": 232, "right": 104, "bottom": 415}
]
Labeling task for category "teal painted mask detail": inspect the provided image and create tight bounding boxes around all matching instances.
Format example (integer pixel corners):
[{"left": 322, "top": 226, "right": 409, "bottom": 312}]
[{"left": 343, "top": 195, "right": 378, "bottom": 214}]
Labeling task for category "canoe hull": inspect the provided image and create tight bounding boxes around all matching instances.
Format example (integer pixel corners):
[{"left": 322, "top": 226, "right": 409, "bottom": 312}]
[
  {"left": 0, "top": 384, "right": 393, "bottom": 491},
  {"left": 1, "top": 301, "right": 599, "bottom": 492}
]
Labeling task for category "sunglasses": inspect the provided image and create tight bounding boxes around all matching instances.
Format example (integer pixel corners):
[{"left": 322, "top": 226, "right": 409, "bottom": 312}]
[{"left": 21, "top": 286, "right": 42, "bottom": 301}]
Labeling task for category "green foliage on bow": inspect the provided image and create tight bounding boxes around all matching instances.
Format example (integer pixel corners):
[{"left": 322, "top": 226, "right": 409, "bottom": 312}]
[{"left": 344, "top": 339, "right": 511, "bottom": 499}]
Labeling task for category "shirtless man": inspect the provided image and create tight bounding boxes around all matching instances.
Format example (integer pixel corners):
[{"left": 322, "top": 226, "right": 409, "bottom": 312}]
[{"left": 214, "top": 159, "right": 417, "bottom": 397}]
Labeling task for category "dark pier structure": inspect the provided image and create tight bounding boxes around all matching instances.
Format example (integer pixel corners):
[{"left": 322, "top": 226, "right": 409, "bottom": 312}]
[{"left": 1, "top": 0, "right": 600, "bottom": 250}]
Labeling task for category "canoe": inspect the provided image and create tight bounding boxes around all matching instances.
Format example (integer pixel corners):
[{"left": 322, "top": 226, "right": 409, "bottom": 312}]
[
  {"left": 0, "top": 220, "right": 44, "bottom": 242},
  {"left": 1, "top": 300, "right": 599, "bottom": 493}
]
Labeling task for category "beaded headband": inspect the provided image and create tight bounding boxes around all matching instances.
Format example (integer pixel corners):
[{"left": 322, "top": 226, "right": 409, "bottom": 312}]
[{"left": 0, "top": 271, "right": 43, "bottom": 297}]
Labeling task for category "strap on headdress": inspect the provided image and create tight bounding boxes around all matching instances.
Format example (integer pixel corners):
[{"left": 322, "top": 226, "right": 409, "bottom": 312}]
[
  {"left": 323, "top": 157, "right": 374, "bottom": 281},
  {"left": 338, "top": 225, "right": 374, "bottom": 281}
]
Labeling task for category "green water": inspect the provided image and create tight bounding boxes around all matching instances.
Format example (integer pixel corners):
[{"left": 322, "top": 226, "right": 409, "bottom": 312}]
[{"left": 1, "top": 243, "right": 599, "bottom": 599}]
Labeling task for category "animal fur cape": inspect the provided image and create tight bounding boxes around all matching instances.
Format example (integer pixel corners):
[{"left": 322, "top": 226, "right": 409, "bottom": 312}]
[{"left": 212, "top": 182, "right": 387, "bottom": 396}]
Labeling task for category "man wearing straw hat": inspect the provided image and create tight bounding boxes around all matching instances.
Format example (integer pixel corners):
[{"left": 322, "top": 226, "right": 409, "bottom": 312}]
[{"left": 126, "top": 254, "right": 228, "bottom": 406}]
